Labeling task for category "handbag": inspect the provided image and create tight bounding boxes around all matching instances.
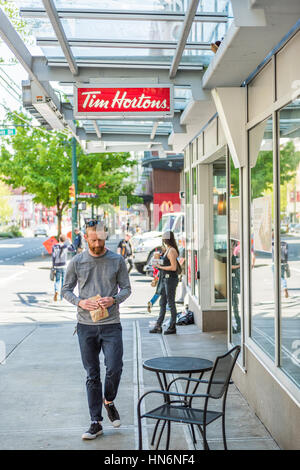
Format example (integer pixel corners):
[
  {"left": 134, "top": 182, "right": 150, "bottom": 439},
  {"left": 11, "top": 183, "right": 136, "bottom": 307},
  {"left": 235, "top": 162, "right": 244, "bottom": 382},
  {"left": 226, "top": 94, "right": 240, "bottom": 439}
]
[
  {"left": 176, "top": 259, "right": 182, "bottom": 275},
  {"left": 50, "top": 267, "right": 56, "bottom": 281},
  {"left": 285, "top": 263, "right": 291, "bottom": 278}
]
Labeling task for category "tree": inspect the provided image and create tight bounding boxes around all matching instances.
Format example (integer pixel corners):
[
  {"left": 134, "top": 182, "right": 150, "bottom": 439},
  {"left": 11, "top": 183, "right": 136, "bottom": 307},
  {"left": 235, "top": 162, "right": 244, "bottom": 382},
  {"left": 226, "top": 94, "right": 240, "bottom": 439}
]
[
  {"left": 0, "top": 111, "right": 141, "bottom": 236},
  {"left": 0, "top": 1, "right": 32, "bottom": 63},
  {"left": 0, "top": 180, "right": 12, "bottom": 224},
  {"left": 251, "top": 141, "right": 300, "bottom": 199}
]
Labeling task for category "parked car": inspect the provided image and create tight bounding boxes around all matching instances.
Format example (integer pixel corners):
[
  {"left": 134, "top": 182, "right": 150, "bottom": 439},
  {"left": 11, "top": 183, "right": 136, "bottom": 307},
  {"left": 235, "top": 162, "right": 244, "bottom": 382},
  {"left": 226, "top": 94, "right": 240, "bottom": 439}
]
[
  {"left": 289, "top": 223, "right": 299, "bottom": 233},
  {"left": 133, "top": 212, "right": 184, "bottom": 274},
  {"left": 291, "top": 223, "right": 300, "bottom": 234},
  {"left": 34, "top": 225, "right": 49, "bottom": 237}
]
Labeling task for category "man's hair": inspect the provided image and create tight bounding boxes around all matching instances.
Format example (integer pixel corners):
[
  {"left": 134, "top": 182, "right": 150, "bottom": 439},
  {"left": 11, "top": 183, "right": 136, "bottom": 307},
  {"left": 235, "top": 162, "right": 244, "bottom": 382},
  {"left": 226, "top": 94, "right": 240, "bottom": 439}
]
[
  {"left": 59, "top": 234, "right": 66, "bottom": 242},
  {"left": 85, "top": 222, "right": 106, "bottom": 236}
]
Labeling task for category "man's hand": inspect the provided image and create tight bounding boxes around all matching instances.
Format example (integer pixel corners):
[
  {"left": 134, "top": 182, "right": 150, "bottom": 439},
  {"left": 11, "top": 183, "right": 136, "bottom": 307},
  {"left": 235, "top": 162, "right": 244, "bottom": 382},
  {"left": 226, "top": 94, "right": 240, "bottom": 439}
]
[
  {"left": 98, "top": 297, "right": 114, "bottom": 308},
  {"left": 78, "top": 298, "right": 100, "bottom": 311}
]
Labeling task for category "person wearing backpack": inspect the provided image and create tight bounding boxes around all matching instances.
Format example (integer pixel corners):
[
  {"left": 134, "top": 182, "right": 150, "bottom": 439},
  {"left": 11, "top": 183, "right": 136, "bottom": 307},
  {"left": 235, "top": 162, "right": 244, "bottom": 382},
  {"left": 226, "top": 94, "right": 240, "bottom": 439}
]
[
  {"left": 74, "top": 227, "right": 83, "bottom": 254},
  {"left": 52, "top": 234, "right": 75, "bottom": 301},
  {"left": 117, "top": 233, "right": 133, "bottom": 273}
]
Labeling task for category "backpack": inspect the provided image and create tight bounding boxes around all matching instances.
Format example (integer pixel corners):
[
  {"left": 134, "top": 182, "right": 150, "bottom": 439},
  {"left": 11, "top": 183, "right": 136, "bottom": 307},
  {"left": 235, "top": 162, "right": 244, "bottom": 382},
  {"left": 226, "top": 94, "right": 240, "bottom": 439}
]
[{"left": 176, "top": 309, "right": 194, "bottom": 325}]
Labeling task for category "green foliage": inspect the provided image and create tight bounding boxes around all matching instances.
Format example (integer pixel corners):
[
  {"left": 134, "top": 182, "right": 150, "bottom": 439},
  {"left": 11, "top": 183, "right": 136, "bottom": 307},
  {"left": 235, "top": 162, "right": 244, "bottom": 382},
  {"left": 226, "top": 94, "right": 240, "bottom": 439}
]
[
  {"left": 251, "top": 141, "right": 300, "bottom": 199},
  {"left": 7, "top": 224, "right": 22, "bottom": 237},
  {"left": 230, "top": 159, "right": 239, "bottom": 196},
  {"left": 77, "top": 148, "right": 142, "bottom": 207},
  {"left": 0, "top": 180, "right": 13, "bottom": 223},
  {"left": 0, "top": 224, "right": 22, "bottom": 238},
  {"left": 0, "top": 111, "right": 141, "bottom": 234},
  {"left": 0, "top": 1, "right": 33, "bottom": 61}
]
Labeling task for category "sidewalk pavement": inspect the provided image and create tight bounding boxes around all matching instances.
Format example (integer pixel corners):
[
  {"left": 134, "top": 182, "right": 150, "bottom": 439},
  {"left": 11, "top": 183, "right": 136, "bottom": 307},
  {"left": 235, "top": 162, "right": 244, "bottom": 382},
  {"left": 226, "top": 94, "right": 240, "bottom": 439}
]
[{"left": 0, "top": 259, "right": 280, "bottom": 450}]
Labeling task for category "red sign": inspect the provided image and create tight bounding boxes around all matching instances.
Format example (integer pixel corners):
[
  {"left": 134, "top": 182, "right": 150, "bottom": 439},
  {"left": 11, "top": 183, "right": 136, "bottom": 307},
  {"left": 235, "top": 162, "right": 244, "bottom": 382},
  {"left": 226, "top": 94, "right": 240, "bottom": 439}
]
[
  {"left": 74, "top": 85, "right": 173, "bottom": 118},
  {"left": 153, "top": 192, "right": 181, "bottom": 227},
  {"left": 43, "top": 236, "right": 58, "bottom": 255}
]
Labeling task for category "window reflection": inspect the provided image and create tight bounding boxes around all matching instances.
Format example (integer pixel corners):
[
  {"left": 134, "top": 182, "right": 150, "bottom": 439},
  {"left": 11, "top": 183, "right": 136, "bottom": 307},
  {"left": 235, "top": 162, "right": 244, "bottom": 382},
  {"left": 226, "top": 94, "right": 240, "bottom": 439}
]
[
  {"left": 213, "top": 158, "right": 227, "bottom": 302},
  {"left": 250, "top": 117, "right": 275, "bottom": 360},
  {"left": 230, "top": 158, "right": 241, "bottom": 344},
  {"left": 279, "top": 98, "right": 300, "bottom": 387}
]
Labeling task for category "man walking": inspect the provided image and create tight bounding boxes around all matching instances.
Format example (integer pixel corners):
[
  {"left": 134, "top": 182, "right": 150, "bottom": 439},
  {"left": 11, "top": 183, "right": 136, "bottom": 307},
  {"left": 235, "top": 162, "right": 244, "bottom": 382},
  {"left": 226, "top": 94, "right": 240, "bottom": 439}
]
[
  {"left": 74, "top": 227, "right": 83, "bottom": 253},
  {"left": 62, "top": 221, "right": 131, "bottom": 440},
  {"left": 117, "top": 232, "right": 133, "bottom": 273}
]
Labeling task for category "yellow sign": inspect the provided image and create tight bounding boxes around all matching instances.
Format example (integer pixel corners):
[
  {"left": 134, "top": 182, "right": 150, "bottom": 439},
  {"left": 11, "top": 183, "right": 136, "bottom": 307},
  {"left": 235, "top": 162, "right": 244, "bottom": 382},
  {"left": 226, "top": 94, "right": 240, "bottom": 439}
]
[{"left": 160, "top": 200, "right": 173, "bottom": 212}]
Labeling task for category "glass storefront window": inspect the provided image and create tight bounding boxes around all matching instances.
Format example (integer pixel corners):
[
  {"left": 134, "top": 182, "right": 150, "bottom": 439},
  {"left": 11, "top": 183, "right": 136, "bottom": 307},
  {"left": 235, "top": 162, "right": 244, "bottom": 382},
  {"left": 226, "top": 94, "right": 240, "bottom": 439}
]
[
  {"left": 279, "top": 98, "right": 300, "bottom": 387},
  {"left": 185, "top": 170, "right": 191, "bottom": 287},
  {"left": 249, "top": 116, "right": 275, "bottom": 360},
  {"left": 192, "top": 167, "right": 198, "bottom": 296},
  {"left": 213, "top": 158, "right": 227, "bottom": 302},
  {"left": 229, "top": 158, "right": 241, "bottom": 344}
]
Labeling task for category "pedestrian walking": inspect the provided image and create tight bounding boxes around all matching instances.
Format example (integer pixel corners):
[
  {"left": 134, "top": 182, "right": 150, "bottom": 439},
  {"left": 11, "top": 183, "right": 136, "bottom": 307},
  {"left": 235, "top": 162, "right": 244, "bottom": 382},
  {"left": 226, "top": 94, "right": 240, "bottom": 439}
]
[
  {"left": 62, "top": 221, "right": 131, "bottom": 440},
  {"left": 51, "top": 234, "right": 75, "bottom": 301},
  {"left": 149, "top": 231, "right": 179, "bottom": 335},
  {"left": 272, "top": 230, "right": 289, "bottom": 298},
  {"left": 231, "top": 240, "right": 241, "bottom": 333},
  {"left": 147, "top": 252, "right": 162, "bottom": 313},
  {"left": 74, "top": 227, "right": 83, "bottom": 253},
  {"left": 117, "top": 232, "right": 133, "bottom": 274}
]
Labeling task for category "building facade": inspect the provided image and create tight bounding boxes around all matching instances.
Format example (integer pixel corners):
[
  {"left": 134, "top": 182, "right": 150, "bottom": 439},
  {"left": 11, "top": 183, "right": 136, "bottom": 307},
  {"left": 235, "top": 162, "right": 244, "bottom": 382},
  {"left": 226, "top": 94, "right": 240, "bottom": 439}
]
[{"left": 184, "top": 27, "right": 300, "bottom": 450}]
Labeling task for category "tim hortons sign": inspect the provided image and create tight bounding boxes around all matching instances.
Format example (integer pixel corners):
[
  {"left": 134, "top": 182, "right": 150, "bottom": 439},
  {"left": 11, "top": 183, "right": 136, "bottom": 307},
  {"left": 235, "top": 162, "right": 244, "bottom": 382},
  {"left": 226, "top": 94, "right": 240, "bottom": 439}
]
[{"left": 74, "top": 84, "right": 173, "bottom": 118}]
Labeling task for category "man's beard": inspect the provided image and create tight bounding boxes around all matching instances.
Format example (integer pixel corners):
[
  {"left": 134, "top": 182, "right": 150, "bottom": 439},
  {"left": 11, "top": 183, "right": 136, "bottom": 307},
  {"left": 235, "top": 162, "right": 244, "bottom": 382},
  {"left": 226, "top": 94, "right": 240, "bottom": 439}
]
[{"left": 89, "top": 244, "right": 105, "bottom": 255}]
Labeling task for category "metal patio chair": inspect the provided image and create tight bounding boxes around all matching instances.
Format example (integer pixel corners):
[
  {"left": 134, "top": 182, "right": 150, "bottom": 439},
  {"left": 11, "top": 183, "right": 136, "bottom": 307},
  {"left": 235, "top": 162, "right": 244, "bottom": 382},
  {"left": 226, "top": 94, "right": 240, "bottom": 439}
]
[{"left": 137, "top": 345, "right": 241, "bottom": 450}]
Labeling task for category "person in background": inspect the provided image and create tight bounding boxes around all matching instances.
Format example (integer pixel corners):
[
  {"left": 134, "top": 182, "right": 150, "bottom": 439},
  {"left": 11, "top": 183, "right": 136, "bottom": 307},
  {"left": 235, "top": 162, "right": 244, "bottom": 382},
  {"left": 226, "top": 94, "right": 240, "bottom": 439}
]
[
  {"left": 147, "top": 251, "right": 163, "bottom": 313},
  {"left": 74, "top": 227, "right": 83, "bottom": 253},
  {"left": 52, "top": 234, "right": 75, "bottom": 301},
  {"left": 231, "top": 240, "right": 241, "bottom": 334},
  {"left": 149, "top": 231, "right": 179, "bottom": 335},
  {"left": 271, "top": 230, "right": 289, "bottom": 298},
  {"left": 117, "top": 232, "right": 133, "bottom": 274}
]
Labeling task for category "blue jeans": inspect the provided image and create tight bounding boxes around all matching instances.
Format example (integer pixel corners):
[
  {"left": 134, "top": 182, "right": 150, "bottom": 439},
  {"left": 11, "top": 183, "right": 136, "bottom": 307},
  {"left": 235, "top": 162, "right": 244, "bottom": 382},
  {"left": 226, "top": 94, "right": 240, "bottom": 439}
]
[
  {"left": 157, "top": 275, "right": 178, "bottom": 328},
  {"left": 54, "top": 267, "right": 66, "bottom": 299},
  {"left": 271, "top": 264, "right": 287, "bottom": 289},
  {"left": 77, "top": 322, "right": 123, "bottom": 422}
]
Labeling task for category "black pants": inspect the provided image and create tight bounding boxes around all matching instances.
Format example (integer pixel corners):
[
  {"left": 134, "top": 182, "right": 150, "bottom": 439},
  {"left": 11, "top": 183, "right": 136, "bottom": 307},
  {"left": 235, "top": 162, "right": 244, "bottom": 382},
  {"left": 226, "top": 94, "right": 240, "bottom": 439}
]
[
  {"left": 77, "top": 323, "right": 123, "bottom": 422},
  {"left": 127, "top": 257, "right": 133, "bottom": 273},
  {"left": 156, "top": 275, "right": 178, "bottom": 328}
]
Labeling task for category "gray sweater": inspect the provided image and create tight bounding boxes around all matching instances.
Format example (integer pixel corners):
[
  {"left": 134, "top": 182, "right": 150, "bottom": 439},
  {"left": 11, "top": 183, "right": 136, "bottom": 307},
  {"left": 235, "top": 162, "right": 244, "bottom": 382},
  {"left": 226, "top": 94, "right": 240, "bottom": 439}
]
[{"left": 62, "top": 249, "right": 131, "bottom": 325}]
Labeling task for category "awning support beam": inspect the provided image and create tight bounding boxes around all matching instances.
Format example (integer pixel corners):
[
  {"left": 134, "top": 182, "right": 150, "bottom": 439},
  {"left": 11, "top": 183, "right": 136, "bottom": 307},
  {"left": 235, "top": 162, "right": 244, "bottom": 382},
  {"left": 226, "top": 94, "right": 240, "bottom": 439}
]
[
  {"left": 42, "top": 0, "right": 78, "bottom": 76},
  {"left": 169, "top": 0, "right": 200, "bottom": 79}
]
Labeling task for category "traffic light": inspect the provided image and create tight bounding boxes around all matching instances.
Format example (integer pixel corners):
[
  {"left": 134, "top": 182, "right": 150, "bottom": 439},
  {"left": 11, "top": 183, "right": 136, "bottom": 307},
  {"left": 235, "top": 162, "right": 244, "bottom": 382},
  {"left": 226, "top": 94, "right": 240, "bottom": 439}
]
[{"left": 69, "top": 184, "right": 76, "bottom": 202}]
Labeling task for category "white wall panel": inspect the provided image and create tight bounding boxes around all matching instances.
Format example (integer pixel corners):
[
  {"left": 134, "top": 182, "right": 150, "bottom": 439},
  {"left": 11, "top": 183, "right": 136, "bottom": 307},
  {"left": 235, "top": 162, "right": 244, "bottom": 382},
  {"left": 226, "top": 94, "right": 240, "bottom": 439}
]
[
  {"left": 248, "top": 61, "right": 273, "bottom": 122},
  {"left": 204, "top": 118, "right": 217, "bottom": 156},
  {"left": 276, "top": 30, "right": 300, "bottom": 101}
]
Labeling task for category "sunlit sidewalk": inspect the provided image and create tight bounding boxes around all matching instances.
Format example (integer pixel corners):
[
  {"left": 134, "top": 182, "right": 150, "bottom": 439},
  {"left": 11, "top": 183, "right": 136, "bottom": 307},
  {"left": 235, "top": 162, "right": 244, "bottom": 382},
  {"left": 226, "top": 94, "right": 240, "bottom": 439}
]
[{"left": 0, "top": 317, "right": 279, "bottom": 450}]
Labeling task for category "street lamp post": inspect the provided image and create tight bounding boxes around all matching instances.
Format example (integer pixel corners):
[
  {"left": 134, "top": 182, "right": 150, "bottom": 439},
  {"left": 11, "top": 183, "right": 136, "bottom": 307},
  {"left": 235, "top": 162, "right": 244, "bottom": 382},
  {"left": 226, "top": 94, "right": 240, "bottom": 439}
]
[{"left": 71, "top": 136, "right": 78, "bottom": 243}]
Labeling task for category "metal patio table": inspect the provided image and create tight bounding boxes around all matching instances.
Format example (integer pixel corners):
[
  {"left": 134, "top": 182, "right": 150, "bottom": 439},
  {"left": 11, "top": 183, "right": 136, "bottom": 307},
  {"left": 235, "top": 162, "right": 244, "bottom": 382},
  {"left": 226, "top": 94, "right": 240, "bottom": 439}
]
[{"left": 143, "top": 356, "right": 213, "bottom": 446}]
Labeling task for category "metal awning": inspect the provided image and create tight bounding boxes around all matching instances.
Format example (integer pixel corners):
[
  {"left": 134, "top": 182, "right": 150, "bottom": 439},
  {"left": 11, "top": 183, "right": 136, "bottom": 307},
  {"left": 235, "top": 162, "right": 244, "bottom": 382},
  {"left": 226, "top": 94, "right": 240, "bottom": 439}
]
[{"left": 0, "top": 0, "right": 233, "bottom": 153}]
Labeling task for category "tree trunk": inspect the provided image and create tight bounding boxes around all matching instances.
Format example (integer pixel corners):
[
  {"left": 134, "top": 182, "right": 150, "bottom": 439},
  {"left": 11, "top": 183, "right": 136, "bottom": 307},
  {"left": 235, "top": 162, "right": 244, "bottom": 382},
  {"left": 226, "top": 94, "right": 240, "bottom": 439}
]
[{"left": 57, "top": 209, "right": 62, "bottom": 239}]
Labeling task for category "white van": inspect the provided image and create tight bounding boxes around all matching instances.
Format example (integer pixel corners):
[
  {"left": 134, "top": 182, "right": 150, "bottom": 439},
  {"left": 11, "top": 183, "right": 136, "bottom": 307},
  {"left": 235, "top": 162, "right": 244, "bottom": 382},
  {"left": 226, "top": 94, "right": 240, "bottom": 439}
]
[{"left": 132, "top": 212, "right": 184, "bottom": 274}]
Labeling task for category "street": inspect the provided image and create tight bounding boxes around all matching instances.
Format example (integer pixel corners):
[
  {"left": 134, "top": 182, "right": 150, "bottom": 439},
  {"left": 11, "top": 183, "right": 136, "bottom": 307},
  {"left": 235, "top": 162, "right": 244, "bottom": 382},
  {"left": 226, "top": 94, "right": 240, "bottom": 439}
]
[{"left": 0, "top": 236, "right": 47, "bottom": 265}]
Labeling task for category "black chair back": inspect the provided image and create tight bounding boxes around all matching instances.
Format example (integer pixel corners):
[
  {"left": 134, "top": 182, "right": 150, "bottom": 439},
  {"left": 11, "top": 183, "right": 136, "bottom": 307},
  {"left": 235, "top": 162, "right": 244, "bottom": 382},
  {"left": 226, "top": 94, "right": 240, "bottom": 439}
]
[{"left": 206, "top": 346, "right": 241, "bottom": 399}]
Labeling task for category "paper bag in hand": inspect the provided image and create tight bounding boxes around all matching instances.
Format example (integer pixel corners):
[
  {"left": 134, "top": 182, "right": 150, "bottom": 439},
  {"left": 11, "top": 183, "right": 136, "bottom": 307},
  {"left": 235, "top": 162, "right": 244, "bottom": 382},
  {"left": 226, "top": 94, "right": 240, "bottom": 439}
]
[{"left": 89, "top": 295, "right": 109, "bottom": 322}]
